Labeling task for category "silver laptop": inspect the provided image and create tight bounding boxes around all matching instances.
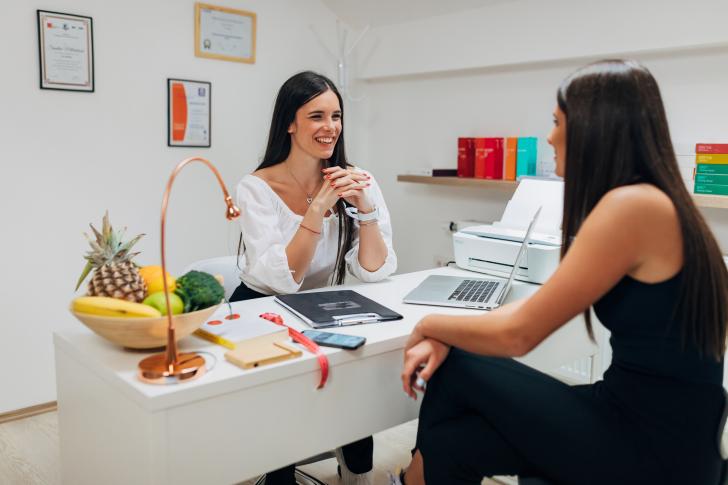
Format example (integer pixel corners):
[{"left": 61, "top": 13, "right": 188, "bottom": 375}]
[{"left": 403, "top": 207, "right": 541, "bottom": 310}]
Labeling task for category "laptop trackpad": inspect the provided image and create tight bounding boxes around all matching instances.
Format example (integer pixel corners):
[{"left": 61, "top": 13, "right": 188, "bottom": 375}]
[
  {"left": 423, "top": 275, "right": 463, "bottom": 291},
  {"left": 405, "top": 275, "right": 464, "bottom": 302}
]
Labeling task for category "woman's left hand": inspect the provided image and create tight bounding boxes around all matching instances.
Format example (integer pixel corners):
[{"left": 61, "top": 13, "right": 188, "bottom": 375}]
[
  {"left": 322, "top": 166, "right": 372, "bottom": 210},
  {"left": 401, "top": 338, "right": 450, "bottom": 399}
]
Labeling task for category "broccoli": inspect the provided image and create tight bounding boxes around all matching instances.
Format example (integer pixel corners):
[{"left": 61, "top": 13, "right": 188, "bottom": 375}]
[{"left": 175, "top": 270, "right": 224, "bottom": 312}]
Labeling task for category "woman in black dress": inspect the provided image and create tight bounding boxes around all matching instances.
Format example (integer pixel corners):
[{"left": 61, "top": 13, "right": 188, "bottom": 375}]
[{"left": 396, "top": 59, "right": 727, "bottom": 484}]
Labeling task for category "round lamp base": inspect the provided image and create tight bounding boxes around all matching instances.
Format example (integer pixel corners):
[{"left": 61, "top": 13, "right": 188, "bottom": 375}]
[{"left": 137, "top": 352, "right": 207, "bottom": 385}]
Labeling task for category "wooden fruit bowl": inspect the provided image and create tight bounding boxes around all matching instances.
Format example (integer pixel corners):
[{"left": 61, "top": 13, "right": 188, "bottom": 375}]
[{"left": 71, "top": 305, "right": 219, "bottom": 349}]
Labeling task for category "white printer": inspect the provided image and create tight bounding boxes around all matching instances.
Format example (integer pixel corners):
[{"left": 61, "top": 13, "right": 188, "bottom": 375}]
[{"left": 453, "top": 178, "right": 563, "bottom": 284}]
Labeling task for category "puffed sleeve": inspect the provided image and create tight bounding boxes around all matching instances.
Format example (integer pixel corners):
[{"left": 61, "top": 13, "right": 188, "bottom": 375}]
[
  {"left": 236, "top": 176, "right": 302, "bottom": 295},
  {"left": 344, "top": 171, "right": 398, "bottom": 282}
]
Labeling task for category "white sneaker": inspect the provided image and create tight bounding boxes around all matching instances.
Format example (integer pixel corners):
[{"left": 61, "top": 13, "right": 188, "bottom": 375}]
[{"left": 334, "top": 447, "right": 373, "bottom": 485}]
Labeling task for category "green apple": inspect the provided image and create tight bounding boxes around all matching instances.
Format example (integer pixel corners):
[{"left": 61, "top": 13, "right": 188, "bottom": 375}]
[{"left": 142, "top": 291, "right": 184, "bottom": 316}]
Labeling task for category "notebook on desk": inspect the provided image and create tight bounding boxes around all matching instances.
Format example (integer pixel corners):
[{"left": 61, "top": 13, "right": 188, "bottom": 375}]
[
  {"left": 195, "top": 308, "right": 285, "bottom": 349},
  {"left": 403, "top": 207, "right": 541, "bottom": 310},
  {"left": 194, "top": 308, "right": 302, "bottom": 368},
  {"left": 275, "top": 290, "right": 403, "bottom": 328}
]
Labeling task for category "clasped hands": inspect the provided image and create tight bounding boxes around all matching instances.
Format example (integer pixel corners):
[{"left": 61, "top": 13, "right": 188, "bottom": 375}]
[
  {"left": 311, "top": 166, "right": 372, "bottom": 214},
  {"left": 401, "top": 316, "right": 451, "bottom": 400},
  {"left": 310, "top": 167, "right": 448, "bottom": 399}
]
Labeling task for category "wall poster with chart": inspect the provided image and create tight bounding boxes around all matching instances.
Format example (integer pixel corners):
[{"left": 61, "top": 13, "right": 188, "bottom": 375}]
[
  {"left": 167, "top": 79, "right": 211, "bottom": 148},
  {"left": 37, "top": 10, "right": 94, "bottom": 92},
  {"left": 195, "top": 3, "right": 256, "bottom": 63}
]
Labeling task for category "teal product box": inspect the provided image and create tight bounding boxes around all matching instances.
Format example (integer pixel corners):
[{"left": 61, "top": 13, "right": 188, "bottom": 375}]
[
  {"left": 516, "top": 137, "right": 538, "bottom": 177},
  {"left": 696, "top": 164, "right": 728, "bottom": 175},
  {"left": 695, "top": 174, "right": 728, "bottom": 185},
  {"left": 694, "top": 183, "right": 728, "bottom": 196}
]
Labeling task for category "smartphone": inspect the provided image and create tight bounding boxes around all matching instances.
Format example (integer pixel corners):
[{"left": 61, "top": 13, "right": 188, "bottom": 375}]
[{"left": 302, "top": 330, "right": 366, "bottom": 350}]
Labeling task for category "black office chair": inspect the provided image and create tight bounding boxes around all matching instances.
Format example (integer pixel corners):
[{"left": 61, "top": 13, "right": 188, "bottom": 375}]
[
  {"left": 252, "top": 451, "right": 337, "bottom": 485},
  {"left": 518, "top": 390, "right": 728, "bottom": 485}
]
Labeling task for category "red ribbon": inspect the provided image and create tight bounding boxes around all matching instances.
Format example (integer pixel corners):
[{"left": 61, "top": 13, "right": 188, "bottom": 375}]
[{"left": 259, "top": 312, "right": 329, "bottom": 389}]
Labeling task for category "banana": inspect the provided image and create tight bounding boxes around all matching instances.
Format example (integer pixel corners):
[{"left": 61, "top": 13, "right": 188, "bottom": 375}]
[{"left": 72, "top": 296, "right": 162, "bottom": 318}]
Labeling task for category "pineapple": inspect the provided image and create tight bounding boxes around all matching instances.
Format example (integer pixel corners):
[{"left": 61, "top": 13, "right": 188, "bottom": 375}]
[{"left": 75, "top": 212, "right": 147, "bottom": 303}]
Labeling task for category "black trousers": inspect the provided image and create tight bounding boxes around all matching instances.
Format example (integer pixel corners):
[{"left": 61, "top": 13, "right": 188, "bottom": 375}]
[
  {"left": 416, "top": 348, "right": 722, "bottom": 485},
  {"left": 231, "top": 282, "right": 374, "bottom": 484}
]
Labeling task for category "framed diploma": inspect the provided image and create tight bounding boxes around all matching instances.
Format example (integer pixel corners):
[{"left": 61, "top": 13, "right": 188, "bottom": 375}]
[
  {"left": 37, "top": 10, "right": 94, "bottom": 92},
  {"left": 195, "top": 3, "right": 256, "bottom": 64},
  {"left": 167, "top": 79, "right": 212, "bottom": 148}
]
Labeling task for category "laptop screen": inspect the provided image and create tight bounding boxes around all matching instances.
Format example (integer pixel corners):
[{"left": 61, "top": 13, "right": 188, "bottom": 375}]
[{"left": 495, "top": 206, "right": 542, "bottom": 305}]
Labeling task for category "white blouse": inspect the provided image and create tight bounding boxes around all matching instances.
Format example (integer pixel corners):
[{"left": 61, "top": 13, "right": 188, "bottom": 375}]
[{"left": 235, "top": 170, "right": 397, "bottom": 295}]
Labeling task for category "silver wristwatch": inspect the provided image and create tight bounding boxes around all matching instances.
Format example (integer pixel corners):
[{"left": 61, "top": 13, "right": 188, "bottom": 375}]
[{"left": 345, "top": 206, "right": 379, "bottom": 222}]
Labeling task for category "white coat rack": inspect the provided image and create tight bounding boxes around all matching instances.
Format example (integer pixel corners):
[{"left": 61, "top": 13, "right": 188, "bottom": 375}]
[{"left": 310, "top": 20, "right": 370, "bottom": 102}]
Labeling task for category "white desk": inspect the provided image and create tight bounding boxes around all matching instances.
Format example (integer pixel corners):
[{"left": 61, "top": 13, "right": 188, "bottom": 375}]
[{"left": 54, "top": 267, "right": 596, "bottom": 485}]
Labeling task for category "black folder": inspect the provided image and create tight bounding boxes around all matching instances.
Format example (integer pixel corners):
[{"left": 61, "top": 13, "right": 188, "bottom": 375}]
[{"left": 275, "top": 290, "right": 403, "bottom": 328}]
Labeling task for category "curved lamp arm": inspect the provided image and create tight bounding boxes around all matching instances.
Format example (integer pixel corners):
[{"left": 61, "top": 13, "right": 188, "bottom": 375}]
[{"left": 140, "top": 157, "right": 240, "bottom": 383}]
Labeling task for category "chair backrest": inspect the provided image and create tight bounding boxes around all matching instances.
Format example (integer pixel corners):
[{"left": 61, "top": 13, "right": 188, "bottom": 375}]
[{"left": 183, "top": 255, "right": 241, "bottom": 300}]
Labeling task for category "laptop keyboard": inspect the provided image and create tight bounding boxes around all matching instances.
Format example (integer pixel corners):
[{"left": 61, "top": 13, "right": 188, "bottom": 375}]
[{"left": 448, "top": 280, "right": 498, "bottom": 303}]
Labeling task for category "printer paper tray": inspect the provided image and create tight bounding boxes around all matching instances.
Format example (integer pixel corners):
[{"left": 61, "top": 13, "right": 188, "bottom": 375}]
[
  {"left": 462, "top": 226, "right": 560, "bottom": 246},
  {"left": 467, "top": 258, "right": 529, "bottom": 280}
]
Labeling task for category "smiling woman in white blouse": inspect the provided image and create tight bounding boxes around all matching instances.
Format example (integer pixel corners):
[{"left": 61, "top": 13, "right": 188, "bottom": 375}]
[{"left": 232, "top": 71, "right": 397, "bottom": 485}]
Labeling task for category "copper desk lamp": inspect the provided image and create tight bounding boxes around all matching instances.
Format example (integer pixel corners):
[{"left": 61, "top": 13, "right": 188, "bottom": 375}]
[{"left": 138, "top": 157, "right": 240, "bottom": 384}]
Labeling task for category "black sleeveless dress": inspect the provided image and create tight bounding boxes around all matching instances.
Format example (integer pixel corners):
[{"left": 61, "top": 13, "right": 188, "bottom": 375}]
[
  {"left": 416, "top": 270, "right": 726, "bottom": 484},
  {"left": 593, "top": 271, "right": 724, "bottom": 479}
]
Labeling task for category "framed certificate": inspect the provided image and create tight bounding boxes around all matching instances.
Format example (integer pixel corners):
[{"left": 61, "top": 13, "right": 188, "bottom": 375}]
[
  {"left": 195, "top": 3, "right": 256, "bottom": 64},
  {"left": 37, "top": 10, "right": 94, "bottom": 92},
  {"left": 167, "top": 79, "right": 211, "bottom": 148}
]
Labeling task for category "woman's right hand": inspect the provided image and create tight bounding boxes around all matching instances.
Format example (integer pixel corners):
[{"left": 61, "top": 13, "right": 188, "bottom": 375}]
[
  {"left": 309, "top": 172, "right": 341, "bottom": 216},
  {"left": 401, "top": 339, "right": 450, "bottom": 400},
  {"left": 310, "top": 166, "right": 369, "bottom": 216}
]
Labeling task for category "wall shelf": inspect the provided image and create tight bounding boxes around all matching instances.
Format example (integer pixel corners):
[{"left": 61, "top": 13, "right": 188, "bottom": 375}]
[
  {"left": 361, "top": 41, "right": 728, "bottom": 82},
  {"left": 398, "top": 175, "right": 728, "bottom": 209},
  {"left": 693, "top": 194, "right": 728, "bottom": 209},
  {"left": 396, "top": 175, "right": 517, "bottom": 190}
]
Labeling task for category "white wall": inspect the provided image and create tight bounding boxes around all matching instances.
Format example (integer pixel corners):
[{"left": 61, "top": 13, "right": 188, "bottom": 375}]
[
  {"left": 358, "top": 0, "right": 728, "bottom": 80},
  {"left": 0, "top": 0, "right": 348, "bottom": 413},
  {"left": 355, "top": 0, "right": 728, "bottom": 273}
]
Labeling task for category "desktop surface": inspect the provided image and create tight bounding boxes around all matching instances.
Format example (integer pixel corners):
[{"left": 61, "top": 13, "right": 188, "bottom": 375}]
[
  {"left": 54, "top": 266, "right": 596, "bottom": 485},
  {"left": 55, "top": 266, "right": 596, "bottom": 409}
]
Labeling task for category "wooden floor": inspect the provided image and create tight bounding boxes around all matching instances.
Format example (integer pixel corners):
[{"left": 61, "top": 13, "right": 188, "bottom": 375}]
[
  {"left": 0, "top": 411, "right": 59, "bottom": 485},
  {"left": 0, "top": 411, "right": 503, "bottom": 484}
]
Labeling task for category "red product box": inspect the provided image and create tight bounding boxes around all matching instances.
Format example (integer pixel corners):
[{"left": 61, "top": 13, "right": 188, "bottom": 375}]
[
  {"left": 474, "top": 138, "right": 504, "bottom": 179},
  {"left": 696, "top": 143, "right": 728, "bottom": 154},
  {"left": 458, "top": 137, "right": 475, "bottom": 177}
]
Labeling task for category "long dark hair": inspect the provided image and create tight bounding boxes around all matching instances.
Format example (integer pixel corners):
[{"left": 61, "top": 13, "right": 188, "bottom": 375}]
[
  {"left": 254, "top": 71, "right": 353, "bottom": 285},
  {"left": 558, "top": 59, "right": 727, "bottom": 360}
]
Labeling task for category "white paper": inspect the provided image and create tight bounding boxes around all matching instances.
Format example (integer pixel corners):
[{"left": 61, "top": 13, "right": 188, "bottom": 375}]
[
  {"left": 40, "top": 13, "right": 92, "bottom": 89},
  {"left": 199, "top": 306, "right": 281, "bottom": 342},
  {"left": 168, "top": 80, "right": 210, "bottom": 146},
  {"left": 199, "top": 8, "right": 253, "bottom": 59},
  {"left": 493, "top": 178, "right": 563, "bottom": 235}
]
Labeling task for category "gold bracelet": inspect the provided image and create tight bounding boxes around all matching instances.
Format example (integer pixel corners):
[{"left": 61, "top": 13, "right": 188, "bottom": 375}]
[
  {"left": 299, "top": 223, "right": 321, "bottom": 235},
  {"left": 358, "top": 219, "right": 378, "bottom": 226}
]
